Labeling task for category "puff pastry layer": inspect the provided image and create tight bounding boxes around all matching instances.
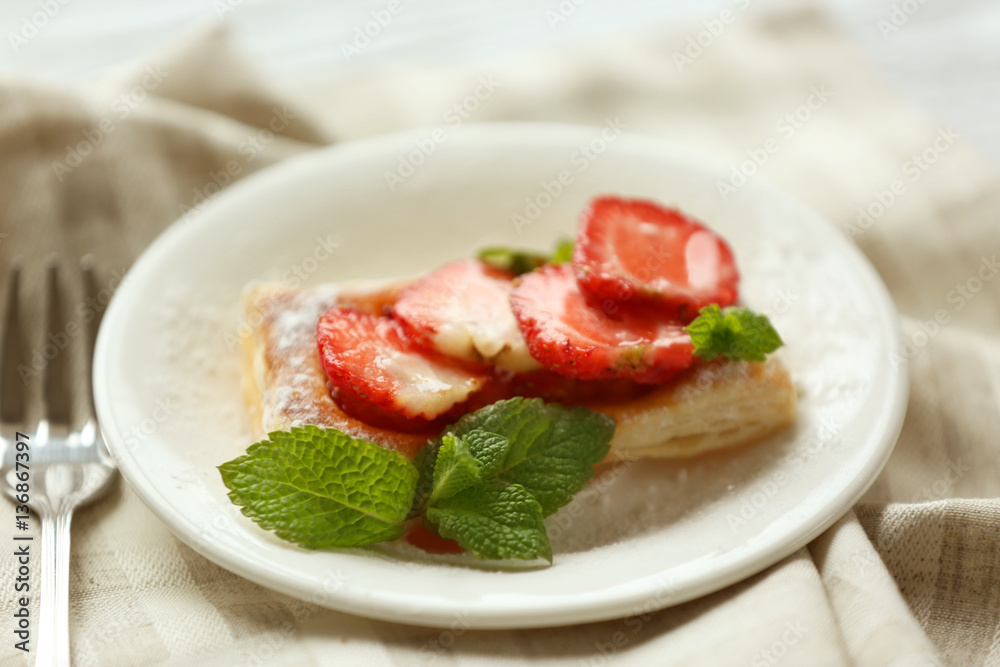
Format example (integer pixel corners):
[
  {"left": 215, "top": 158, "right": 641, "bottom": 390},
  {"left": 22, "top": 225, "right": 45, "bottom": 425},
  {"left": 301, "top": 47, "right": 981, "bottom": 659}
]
[{"left": 241, "top": 282, "right": 796, "bottom": 461}]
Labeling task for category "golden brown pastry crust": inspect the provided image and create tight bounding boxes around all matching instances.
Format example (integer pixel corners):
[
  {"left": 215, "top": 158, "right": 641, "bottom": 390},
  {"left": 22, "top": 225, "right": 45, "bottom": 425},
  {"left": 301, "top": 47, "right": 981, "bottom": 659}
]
[
  {"left": 241, "top": 281, "right": 428, "bottom": 460},
  {"left": 241, "top": 282, "right": 796, "bottom": 461},
  {"left": 588, "top": 358, "right": 796, "bottom": 459}
]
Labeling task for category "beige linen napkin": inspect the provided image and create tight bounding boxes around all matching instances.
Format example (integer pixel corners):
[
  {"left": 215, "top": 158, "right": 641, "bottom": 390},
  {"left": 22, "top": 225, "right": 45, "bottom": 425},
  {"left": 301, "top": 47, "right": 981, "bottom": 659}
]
[{"left": 1, "top": 3, "right": 997, "bottom": 665}]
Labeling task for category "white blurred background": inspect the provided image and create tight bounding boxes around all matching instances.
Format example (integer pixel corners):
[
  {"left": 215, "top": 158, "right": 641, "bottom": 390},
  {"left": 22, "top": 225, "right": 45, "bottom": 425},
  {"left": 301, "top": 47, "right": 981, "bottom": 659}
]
[{"left": 0, "top": 0, "right": 997, "bottom": 165}]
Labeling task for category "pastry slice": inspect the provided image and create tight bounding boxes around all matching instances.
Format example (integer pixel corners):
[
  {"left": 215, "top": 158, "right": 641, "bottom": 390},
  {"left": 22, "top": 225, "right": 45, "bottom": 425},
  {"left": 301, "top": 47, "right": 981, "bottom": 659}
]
[
  {"left": 241, "top": 280, "right": 429, "bottom": 460},
  {"left": 241, "top": 281, "right": 796, "bottom": 461}
]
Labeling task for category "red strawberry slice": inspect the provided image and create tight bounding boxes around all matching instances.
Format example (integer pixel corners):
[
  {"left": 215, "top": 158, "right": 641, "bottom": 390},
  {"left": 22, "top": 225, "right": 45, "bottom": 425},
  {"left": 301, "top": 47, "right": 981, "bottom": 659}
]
[
  {"left": 574, "top": 196, "right": 739, "bottom": 318},
  {"left": 393, "top": 258, "right": 542, "bottom": 373},
  {"left": 330, "top": 387, "right": 449, "bottom": 435},
  {"left": 510, "top": 264, "right": 695, "bottom": 383},
  {"left": 405, "top": 523, "right": 464, "bottom": 555},
  {"left": 317, "top": 307, "right": 487, "bottom": 420},
  {"left": 509, "top": 370, "right": 653, "bottom": 405}
]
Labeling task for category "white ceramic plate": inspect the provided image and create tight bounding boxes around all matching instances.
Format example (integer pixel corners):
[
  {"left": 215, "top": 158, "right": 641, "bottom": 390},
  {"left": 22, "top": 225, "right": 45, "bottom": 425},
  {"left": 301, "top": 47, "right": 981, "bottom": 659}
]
[{"left": 94, "top": 123, "right": 907, "bottom": 629}]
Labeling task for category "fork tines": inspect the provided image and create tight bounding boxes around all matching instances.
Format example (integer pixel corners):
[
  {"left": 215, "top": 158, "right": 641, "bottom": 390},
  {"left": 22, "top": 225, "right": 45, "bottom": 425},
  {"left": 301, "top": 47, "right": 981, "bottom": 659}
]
[
  {"left": 0, "top": 260, "right": 106, "bottom": 455},
  {"left": 0, "top": 265, "right": 27, "bottom": 432}
]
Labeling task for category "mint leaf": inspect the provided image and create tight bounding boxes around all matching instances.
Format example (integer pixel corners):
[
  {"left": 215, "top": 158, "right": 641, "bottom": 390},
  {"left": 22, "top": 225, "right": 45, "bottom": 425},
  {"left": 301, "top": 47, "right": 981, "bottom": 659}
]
[
  {"left": 429, "top": 435, "right": 483, "bottom": 503},
  {"left": 478, "top": 238, "right": 574, "bottom": 275},
  {"left": 550, "top": 238, "right": 574, "bottom": 264},
  {"left": 685, "top": 305, "right": 784, "bottom": 362},
  {"left": 408, "top": 441, "right": 438, "bottom": 519},
  {"left": 224, "top": 399, "right": 616, "bottom": 563},
  {"left": 457, "top": 428, "right": 512, "bottom": 478},
  {"left": 426, "top": 480, "right": 552, "bottom": 562},
  {"left": 478, "top": 248, "right": 548, "bottom": 276},
  {"left": 219, "top": 426, "right": 418, "bottom": 549},
  {"left": 444, "top": 398, "right": 615, "bottom": 516}
]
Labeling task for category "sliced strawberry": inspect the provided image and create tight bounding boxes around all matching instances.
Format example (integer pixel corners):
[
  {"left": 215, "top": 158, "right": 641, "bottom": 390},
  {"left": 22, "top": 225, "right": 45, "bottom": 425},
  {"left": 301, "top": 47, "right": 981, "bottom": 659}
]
[
  {"left": 575, "top": 196, "right": 739, "bottom": 318},
  {"left": 336, "top": 281, "right": 411, "bottom": 317},
  {"left": 510, "top": 264, "right": 695, "bottom": 383},
  {"left": 317, "top": 307, "right": 486, "bottom": 420},
  {"left": 330, "top": 388, "right": 448, "bottom": 435},
  {"left": 510, "top": 370, "right": 653, "bottom": 405},
  {"left": 405, "top": 523, "right": 464, "bottom": 555},
  {"left": 393, "top": 258, "right": 542, "bottom": 373}
]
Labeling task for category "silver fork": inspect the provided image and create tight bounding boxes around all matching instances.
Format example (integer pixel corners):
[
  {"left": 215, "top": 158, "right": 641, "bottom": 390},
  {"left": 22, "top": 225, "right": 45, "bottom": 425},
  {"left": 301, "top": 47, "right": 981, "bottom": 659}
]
[{"left": 0, "top": 261, "right": 117, "bottom": 667}]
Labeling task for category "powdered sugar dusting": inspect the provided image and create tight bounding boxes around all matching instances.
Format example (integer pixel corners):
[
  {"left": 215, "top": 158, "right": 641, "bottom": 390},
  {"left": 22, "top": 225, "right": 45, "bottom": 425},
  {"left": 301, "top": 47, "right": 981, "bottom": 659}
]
[
  {"left": 248, "top": 279, "right": 427, "bottom": 460},
  {"left": 257, "top": 284, "right": 342, "bottom": 431},
  {"left": 146, "top": 282, "right": 250, "bottom": 457},
  {"left": 273, "top": 283, "right": 341, "bottom": 354}
]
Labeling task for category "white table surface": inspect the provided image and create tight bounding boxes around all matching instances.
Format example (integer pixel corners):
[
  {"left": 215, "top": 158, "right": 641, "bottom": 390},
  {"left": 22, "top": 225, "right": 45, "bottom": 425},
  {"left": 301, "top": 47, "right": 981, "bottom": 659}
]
[{"left": 1, "top": 0, "right": 998, "bottom": 168}]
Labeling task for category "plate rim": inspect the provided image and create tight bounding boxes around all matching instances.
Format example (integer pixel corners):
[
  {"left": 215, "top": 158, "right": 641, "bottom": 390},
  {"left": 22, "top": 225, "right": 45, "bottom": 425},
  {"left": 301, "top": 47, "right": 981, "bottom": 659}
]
[{"left": 93, "top": 121, "right": 909, "bottom": 629}]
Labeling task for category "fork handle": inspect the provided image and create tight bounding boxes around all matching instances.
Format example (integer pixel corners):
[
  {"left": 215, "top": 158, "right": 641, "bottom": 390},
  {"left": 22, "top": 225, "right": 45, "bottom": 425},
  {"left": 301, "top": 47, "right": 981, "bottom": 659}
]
[{"left": 36, "top": 506, "right": 73, "bottom": 667}]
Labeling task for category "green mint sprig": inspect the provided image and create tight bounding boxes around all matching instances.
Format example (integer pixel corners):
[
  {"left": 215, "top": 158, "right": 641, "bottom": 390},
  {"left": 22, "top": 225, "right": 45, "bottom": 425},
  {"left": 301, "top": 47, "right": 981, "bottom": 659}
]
[
  {"left": 549, "top": 238, "right": 574, "bottom": 264},
  {"left": 427, "top": 480, "right": 552, "bottom": 562},
  {"left": 477, "top": 238, "right": 574, "bottom": 276},
  {"left": 220, "top": 398, "right": 615, "bottom": 563},
  {"left": 685, "top": 305, "right": 784, "bottom": 362},
  {"left": 439, "top": 399, "right": 615, "bottom": 516},
  {"left": 218, "top": 426, "right": 418, "bottom": 549}
]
